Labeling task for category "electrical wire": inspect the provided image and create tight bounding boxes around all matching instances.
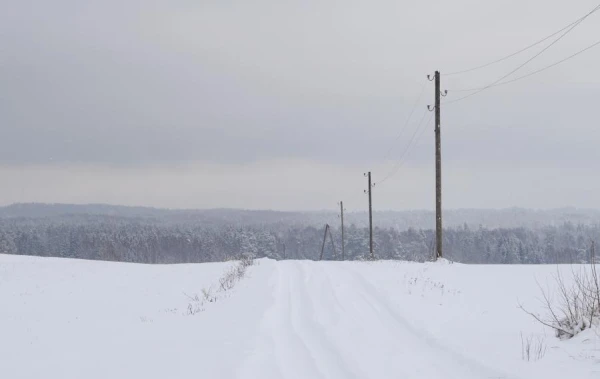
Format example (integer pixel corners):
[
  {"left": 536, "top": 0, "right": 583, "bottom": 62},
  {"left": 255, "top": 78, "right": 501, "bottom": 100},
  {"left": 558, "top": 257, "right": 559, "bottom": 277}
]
[
  {"left": 444, "top": 38, "right": 600, "bottom": 105},
  {"left": 480, "top": 39, "right": 600, "bottom": 88},
  {"left": 444, "top": 3, "right": 600, "bottom": 76},
  {"left": 447, "top": 4, "right": 599, "bottom": 96},
  {"left": 351, "top": 84, "right": 425, "bottom": 208},
  {"left": 377, "top": 110, "right": 434, "bottom": 185},
  {"left": 382, "top": 82, "right": 427, "bottom": 160}
]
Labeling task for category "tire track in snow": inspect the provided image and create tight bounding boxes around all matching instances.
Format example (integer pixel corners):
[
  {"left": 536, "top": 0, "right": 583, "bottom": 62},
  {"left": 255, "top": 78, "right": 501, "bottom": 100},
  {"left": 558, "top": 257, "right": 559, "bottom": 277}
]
[
  {"left": 318, "top": 263, "right": 442, "bottom": 378},
  {"left": 297, "top": 261, "right": 418, "bottom": 378},
  {"left": 290, "top": 261, "right": 364, "bottom": 379},
  {"left": 236, "top": 262, "right": 317, "bottom": 378},
  {"left": 344, "top": 266, "right": 523, "bottom": 379},
  {"left": 239, "top": 260, "right": 524, "bottom": 379}
]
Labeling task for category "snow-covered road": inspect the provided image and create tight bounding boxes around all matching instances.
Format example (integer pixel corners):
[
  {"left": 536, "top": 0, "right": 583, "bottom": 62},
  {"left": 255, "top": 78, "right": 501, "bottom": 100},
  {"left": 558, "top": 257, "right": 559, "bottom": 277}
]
[
  {"left": 239, "top": 261, "right": 517, "bottom": 379},
  {"left": 1, "top": 255, "right": 598, "bottom": 379}
]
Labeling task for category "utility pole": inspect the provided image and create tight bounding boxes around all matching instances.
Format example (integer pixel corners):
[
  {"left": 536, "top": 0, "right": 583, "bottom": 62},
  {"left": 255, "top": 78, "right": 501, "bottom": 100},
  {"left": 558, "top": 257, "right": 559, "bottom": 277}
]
[
  {"left": 364, "top": 172, "right": 374, "bottom": 260},
  {"left": 435, "top": 71, "right": 442, "bottom": 260},
  {"left": 428, "top": 71, "right": 446, "bottom": 260},
  {"left": 320, "top": 224, "right": 329, "bottom": 261},
  {"left": 319, "top": 224, "right": 336, "bottom": 261},
  {"left": 339, "top": 201, "right": 345, "bottom": 261}
]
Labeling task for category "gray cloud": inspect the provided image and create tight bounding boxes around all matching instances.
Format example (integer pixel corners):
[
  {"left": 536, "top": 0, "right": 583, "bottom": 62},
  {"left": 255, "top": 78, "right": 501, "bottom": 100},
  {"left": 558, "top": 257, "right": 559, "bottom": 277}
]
[{"left": 1, "top": 0, "right": 599, "bottom": 209}]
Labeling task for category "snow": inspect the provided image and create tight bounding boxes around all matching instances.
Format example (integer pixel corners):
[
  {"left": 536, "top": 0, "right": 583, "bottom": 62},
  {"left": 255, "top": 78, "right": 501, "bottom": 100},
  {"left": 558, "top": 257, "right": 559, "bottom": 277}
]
[{"left": 1, "top": 254, "right": 598, "bottom": 379}]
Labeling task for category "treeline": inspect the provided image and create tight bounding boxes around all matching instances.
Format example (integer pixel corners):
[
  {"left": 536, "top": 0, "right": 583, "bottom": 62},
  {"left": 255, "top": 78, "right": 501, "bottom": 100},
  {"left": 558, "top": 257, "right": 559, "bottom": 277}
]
[
  {"left": 0, "top": 216, "right": 598, "bottom": 264},
  {"left": 4, "top": 203, "right": 600, "bottom": 230}
]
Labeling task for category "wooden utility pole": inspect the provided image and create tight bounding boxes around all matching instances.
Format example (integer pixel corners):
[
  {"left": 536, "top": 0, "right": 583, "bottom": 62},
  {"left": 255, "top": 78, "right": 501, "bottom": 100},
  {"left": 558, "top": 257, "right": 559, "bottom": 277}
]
[
  {"left": 364, "top": 172, "right": 374, "bottom": 259},
  {"left": 319, "top": 224, "right": 335, "bottom": 261},
  {"left": 434, "top": 71, "right": 443, "bottom": 259},
  {"left": 320, "top": 224, "right": 328, "bottom": 261},
  {"left": 339, "top": 201, "right": 345, "bottom": 261}
]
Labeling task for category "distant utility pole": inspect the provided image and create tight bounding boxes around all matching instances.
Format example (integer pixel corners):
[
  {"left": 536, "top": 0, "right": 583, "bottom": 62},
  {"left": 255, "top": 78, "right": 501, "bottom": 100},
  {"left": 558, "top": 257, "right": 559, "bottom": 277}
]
[
  {"left": 364, "top": 172, "right": 374, "bottom": 260},
  {"left": 319, "top": 224, "right": 335, "bottom": 261},
  {"left": 428, "top": 71, "right": 447, "bottom": 260},
  {"left": 339, "top": 201, "right": 345, "bottom": 261}
]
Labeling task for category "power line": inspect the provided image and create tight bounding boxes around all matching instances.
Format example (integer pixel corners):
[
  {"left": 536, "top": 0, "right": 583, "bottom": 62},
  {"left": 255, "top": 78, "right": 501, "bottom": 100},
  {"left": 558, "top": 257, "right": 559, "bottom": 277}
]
[
  {"left": 444, "top": 38, "right": 600, "bottom": 105},
  {"left": 483, "top": 39, "right": 600, "bottom": 87},
  {"left": 447, "top": 4, "right": 599, "bottom": 96},
  {"left": 378, "top": 112, "right": 434, "bottom": 186},
  {"left": 378, "top": 109, "right": 429, "bottom": 184},
  {"left": 348, "top": 84, "right": 427, "bottom": 208},
  {"left": 445, "top": 3, "right": 600, "bottom": 76},
  {"left": 377, "top": 110, "right": 434, "bottom": 185},
  {"left": 382, "top": 82, "right": 427, "bottom": 160}
]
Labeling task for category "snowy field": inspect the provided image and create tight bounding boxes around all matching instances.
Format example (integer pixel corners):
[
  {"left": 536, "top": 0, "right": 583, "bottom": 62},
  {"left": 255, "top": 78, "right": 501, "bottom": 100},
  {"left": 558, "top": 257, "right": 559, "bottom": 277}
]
[{"left": 1, "top": 254, "right": 598, "bottom": 379}]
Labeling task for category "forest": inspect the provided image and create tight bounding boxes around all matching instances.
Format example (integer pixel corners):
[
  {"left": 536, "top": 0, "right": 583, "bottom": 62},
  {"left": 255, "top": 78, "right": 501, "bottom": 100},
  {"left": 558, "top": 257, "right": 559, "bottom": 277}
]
[{"left": 0, "top": 204, "right": 598, "bottom": 264}]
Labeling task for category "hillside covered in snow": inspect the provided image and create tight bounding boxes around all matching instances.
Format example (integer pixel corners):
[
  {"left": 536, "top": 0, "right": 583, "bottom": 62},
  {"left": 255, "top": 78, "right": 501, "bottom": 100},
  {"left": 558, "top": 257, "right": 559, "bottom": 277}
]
[{"left": 1, "top": 254, "right": 598, "bottom": 379}]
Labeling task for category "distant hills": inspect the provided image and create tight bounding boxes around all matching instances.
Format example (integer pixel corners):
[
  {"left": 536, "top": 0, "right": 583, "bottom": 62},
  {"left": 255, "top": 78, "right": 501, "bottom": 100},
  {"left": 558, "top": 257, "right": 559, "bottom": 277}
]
[{"left": 1, "top": 203, "right": 599, "bottom": 230}]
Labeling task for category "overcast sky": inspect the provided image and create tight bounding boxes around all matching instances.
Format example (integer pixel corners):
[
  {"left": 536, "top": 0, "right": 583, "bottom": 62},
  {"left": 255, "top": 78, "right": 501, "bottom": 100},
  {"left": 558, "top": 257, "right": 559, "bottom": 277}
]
[{"left": 1, "top": 0, "right": 599, "bottom": 211}]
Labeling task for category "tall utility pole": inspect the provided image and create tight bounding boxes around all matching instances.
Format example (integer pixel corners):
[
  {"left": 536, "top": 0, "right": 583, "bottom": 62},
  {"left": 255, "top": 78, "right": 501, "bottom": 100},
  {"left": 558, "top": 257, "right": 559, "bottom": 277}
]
[
  {"left": 435, "top": 71, "right": 442, "bottom": 259},
  {"left": 364, "top": 172, "right": 374, "bottom": 260},
  {"left": 339, "top": 201, "right": 345, "bottom": 261},
  {"left": 428, "top": 71, "right": 445, "bottom": 260}
]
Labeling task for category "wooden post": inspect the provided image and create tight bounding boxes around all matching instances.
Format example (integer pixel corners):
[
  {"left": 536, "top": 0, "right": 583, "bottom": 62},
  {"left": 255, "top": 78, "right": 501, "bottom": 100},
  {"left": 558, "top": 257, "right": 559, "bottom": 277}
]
[
  {"left": 368, "top": 172, "right": 374, "bottom": 259},
  {"left": 340, "top": 201, "right": 345, "bottom": 260},
  {"left": 320, "top": 224, "right": 330, "bottom": 261},
  {"left": 434, "top": 71, "right": 443, "bottom": 260}
]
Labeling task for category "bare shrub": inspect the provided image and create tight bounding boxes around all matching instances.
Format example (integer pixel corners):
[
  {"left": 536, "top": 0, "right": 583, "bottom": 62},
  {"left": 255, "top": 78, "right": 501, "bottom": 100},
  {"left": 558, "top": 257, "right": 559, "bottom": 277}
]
[
  {"left": 184, "top": 292, "right": 200, "bottom": 302},
  {"left": 219, "top": 268, "right": 237, "bottom": 291},
  {"left": 218, "top": 255, "right": 254, "bottom": 292},
  {"left": 187, "top": 302, "right": 203, "bottom": 315},
  {"left": 238, "top": 253, "right": 255, "bottom": 269},
  {"left": 183, "top": 255, "right": 254, "bottom": 315},
  {"left": 186, "top": 256, "right": 255, "bottom": 315},
  {"left": 184, "top": 292, "right": 204, "bottom": 315},
  {"left": 520, "top": 260, "right": 599, "bottom": 339},
  {"left": 202, "top": 287, "right": 216, "bottom": 303},
  {"left": 521, "top": 333, "right": 546, "bottom": 361}
]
